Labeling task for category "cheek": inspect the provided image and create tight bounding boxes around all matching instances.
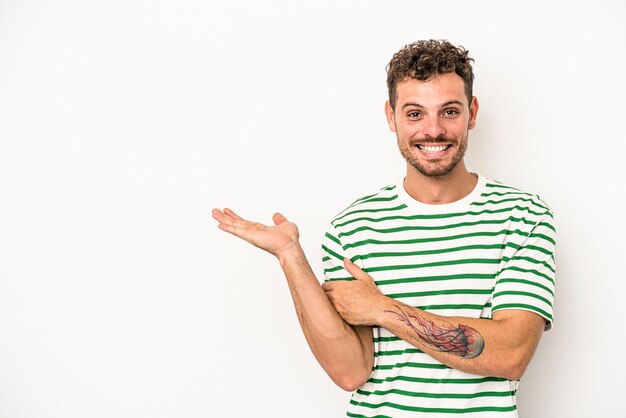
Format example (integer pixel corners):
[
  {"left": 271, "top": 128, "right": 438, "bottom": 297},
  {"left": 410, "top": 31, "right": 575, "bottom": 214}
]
[
  {"left": 397, "top": 124, "right": 418, "bottom": 139},
  {"left": 441, "top": 122, "right": 467, "bottom": 138}
]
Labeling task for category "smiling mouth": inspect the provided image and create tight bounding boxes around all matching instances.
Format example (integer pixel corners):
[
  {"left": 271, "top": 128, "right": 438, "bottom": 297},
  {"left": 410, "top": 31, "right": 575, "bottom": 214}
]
[{"left": 416, "top": 144, "right": 452, "bottom": 153}]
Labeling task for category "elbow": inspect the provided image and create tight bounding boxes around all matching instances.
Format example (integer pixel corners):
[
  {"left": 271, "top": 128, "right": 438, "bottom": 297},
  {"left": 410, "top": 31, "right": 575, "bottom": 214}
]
[
  {"left": 503, "top": 368, "right": 524, "bottom": 382},
  {"left": 334, "top": 375, "right": 368, "bottom": 392},
  {"left": 501, "top": 355, "right": 531, "bottom": 381},
  {"left": 324, "top": 352, "right": 373, "bottom": 392},
  {"left": 329, "top": 367, "right": 371, "bottom": 392}
]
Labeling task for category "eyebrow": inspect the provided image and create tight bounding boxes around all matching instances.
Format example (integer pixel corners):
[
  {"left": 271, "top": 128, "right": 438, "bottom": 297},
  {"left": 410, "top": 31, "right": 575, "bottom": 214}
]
[{"left": 401, "top": 100, "right": 465, "bottom": 109}]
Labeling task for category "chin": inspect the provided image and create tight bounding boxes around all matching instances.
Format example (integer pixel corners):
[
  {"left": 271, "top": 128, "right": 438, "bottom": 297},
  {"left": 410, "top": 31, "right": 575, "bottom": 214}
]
[{"left": 412, "top": 160, "right": 462, "bottom": 179}]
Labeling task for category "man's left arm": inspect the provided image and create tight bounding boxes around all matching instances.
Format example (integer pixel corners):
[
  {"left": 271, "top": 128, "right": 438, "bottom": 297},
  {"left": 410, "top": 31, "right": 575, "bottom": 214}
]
[
  {"left": 323, "top": 212, "right": 555, "bottom": 381},
  {"left": 325, "top": 266, "right": 544, "bottom": 380}
]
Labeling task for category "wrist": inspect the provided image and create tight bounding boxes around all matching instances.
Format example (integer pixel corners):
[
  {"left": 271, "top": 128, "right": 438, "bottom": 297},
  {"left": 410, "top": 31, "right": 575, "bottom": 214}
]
[
  {"left": 277, "top": 240, "right": 304, "bottom": 268},
  {"left": 371, "top": 294, "right": 395, "bottom": 326}
]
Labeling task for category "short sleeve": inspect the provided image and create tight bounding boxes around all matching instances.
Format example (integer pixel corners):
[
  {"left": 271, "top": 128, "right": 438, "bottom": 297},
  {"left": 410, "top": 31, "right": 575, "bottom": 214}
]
[
  {"left": 321, "top": 224, "right": 353, "bottom": 282},
  {"left": 492, "top": 212, "right": 556, "bottom": 330}
]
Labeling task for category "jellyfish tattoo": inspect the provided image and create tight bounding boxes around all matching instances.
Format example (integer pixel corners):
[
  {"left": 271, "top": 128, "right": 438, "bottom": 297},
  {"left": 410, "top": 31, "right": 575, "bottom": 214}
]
[{"left": 385, "top": 305, "right": 485, "bottom": 359}]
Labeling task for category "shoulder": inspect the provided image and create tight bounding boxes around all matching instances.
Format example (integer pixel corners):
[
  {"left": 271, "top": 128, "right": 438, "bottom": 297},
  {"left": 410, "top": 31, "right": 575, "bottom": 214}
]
[
  {"left": 327, "top": 183, "right": 401, "bottom": 229},
  {"left": 479, "top": 177, "right": 554, "bottom": 219}
]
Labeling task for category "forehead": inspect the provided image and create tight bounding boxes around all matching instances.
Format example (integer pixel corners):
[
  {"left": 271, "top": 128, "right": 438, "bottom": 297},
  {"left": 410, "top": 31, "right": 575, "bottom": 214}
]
[{"left": 396, "top": 73, "right": 467, "bottom": 107}]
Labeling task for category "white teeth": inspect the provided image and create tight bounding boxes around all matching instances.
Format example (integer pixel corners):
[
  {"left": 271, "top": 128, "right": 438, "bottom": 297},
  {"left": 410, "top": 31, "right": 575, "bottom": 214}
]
[{"left": 418, "top": 145, "right": 448, "bottom": 152}]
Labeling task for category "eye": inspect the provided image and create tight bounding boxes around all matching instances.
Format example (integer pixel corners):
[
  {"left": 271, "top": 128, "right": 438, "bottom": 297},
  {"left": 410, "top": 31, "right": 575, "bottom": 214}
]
[
  {"left": 407, "top": 111, "right": 422, "bottom": 119},
  {"left": 443, "top": 109, "right": 459, "bottom": 117}
]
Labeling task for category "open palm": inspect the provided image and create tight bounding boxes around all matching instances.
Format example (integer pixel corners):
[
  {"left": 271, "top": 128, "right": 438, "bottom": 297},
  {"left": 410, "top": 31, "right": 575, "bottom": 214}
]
[{"left": 211, "top": 208, "right": 300, "bottom": 258}]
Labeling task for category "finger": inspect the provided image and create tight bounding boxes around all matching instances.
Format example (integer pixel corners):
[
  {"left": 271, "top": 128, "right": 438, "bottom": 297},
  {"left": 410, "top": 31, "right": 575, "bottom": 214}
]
[
  {"left": 224, "top": 208, "right": 245, "bottom": 221},
  {"left": 212, "top": 208, "right": 239, "bottom": 224},
  {"left": 212, "top": 210, "right": 242, "bottom": 228},
  {"left": 343, "top": 258, "right": 370, "bottom": 281},
  {"left": 221, "top": 208, "right": 252, "bottom": 226},
  {"left": 211, "top": 208, "right": 227, "bottom": 223},
  {"left": 216, "top": 221, "right": 238, "bottom": 236},
  {"left": 216, "top": 221, "right": 251, "bottom": 241},
  {"left": 321, "top": 284, "right": 334, "bottom": 301},
  {"left": 224, "top": 208, "right": 262, "bottom": 229},
  {"left": 272, "top": 212, "right": 287, "bottom": 225},
  {"left": 214, "top": 209, "right": 264, "bottom": 231},
  {"left": 212, "top": 210, "right": 254, "bottom": 238}
]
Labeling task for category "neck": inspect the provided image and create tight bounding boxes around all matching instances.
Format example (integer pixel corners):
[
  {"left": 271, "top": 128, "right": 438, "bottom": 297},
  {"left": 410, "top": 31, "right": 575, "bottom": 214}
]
[{"left": 403, "top": 161, "right": 478, "bottom": 205}]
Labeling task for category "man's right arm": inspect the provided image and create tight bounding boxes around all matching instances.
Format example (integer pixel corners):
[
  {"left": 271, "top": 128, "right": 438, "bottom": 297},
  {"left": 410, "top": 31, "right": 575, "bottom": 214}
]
[
  {"left": 212, "top": 208, "right": 373, "bottom": 391},
  {"left": 280, "top": 244, "right": 374, "bottom": 391}
]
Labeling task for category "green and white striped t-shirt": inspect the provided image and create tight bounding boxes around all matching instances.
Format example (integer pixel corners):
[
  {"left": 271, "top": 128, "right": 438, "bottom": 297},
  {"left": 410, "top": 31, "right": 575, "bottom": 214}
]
[{"left": 322, "top": 174, "right": 556, "bottom": 418}]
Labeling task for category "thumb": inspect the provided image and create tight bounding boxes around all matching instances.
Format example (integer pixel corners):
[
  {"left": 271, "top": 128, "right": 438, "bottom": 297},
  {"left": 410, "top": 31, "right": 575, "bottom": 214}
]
[
  {"left": 273, "top": 212, "right": 288, "bottom": 225},
  {"left": 343, "top": 258, "right": 368, "bottom": 280}
]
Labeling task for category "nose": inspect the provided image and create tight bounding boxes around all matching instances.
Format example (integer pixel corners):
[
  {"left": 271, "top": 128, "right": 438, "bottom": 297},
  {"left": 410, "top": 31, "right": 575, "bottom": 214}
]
[{"left": 421, "top": 115, "right": 446, "bottom": 139}]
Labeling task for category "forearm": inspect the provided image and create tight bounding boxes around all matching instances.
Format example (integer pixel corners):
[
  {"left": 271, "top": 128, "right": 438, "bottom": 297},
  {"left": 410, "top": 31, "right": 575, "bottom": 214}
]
[
  {"left": 374, "top": 298, "right": 544, "bottom": 380},
  {"left": 279, "top": 245, "right": 374, "bottom": 390}
]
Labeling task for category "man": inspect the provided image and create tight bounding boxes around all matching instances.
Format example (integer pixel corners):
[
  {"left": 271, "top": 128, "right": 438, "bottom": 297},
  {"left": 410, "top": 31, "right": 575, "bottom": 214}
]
[{"left": 212, "top": 40, "right": 555, "bottom": 417}]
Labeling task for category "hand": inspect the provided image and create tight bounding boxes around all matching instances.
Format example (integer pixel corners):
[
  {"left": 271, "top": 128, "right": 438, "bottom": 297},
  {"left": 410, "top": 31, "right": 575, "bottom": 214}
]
[
  {"left": 322, "top": 258, "right": 388, "bottom": 326},
  {"left": 212, "top": 208, "right": 300, "bottom": 260}
]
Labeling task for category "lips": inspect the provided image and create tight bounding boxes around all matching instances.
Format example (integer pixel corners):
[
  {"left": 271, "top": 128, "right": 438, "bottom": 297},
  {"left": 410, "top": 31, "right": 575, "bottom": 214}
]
[
  {"left": 417, "top": 144, "right": 451, "bottom": 153},
  {"left": 410, "top": 141, "right": 454, "bottom": 158}
]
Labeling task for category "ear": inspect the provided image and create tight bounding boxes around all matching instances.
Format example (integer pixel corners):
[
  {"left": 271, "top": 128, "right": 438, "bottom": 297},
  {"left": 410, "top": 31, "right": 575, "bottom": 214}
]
[
  {"left": 468, "top": 96, "right": 479, "bottom": 130},
  {"left": 385, "top": 101, "right": 397, "bottom": 132}
]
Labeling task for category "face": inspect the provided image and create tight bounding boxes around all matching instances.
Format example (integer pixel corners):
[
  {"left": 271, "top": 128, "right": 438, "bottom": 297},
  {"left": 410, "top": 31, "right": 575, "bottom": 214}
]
[{"left": 385, "top": 73, "right": 479, "bottom": 179}]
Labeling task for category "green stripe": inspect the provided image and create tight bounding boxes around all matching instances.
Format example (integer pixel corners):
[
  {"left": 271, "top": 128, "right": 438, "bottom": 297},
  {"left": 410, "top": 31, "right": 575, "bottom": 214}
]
[
  {"left": 496, "top": 278, "right": 554, "bottom": 296},
  {"left": 386, "top": 288, "right": 492, "bottom": 299},
  {"left": 484, "top": 184, "right": 552, "bottom": 214},
  {"left": 321, "top": 244, "right": 344, "bottom": 263},
  {"left": 493, "top": 290, "right": 552, "bottom": 306},
  {"left": 368, "top": 375, "right": 507, "bottom": 385},
  {"left": 364, "top": 258, "right": 500, "bottom": 273},
  {"left": 353, "top": 244, "right": 506, "bottom": 262},
  {"left": 362, "top": 195, "right": 399, "bottom": 203},
  {"left": 338, "top": 216, "right": 539, "bottom": 238},
  {"left": 356, "top": 388, "right": 515, "bottom": 399},
  {"left": 498, "top": 265, "right": 554, "bottom": 285},
  {"left": 528, "top": 232, "right": 555, "bottom": 246},
  {"left": 375, "top": 348, "right": 423, "bottom": 357},
  {"left": 502, "top": 255, "right": 555, "bottom": 273},
  {"left": 343, "top": 185, "right": 396, "bottom": 210},
  {"left": 347, "top": 413, "right": 392, "bottom": 418},
  {"left": 492, "top": 303, "right": 552, "bottom": 320},
  {"left": 419, "top": 304, "right": 487, "bottom": 311},
  {"left": 333, "top": 204, "right": 407, "bottom": 225},
  {"left": 537, "top": 221, "right": 556, "bottom": 232},
  {"left": 523, "top": 244, "right": 553, "bottom": 256},
  {"left": 481, "top": 190, "right": 534, "bottom": 198},
  {"left": 326, "top": 276, "right": 356, "bottom": 282},
  {"left": 373, "top": 361, "right": 448, "bottom": 370},
  {"left": 373, "top": 336, "right": 402, "bottom": 343},
  {"left": 325, "top": 232, "right": 341, "bottom": 246},
  {"left": 345, "top": 228, "right": 535, "bottom": 250},
  {"left": 472, "top": 197, "right": 549, "bottom": 212},
  {"left": 376, "top": 273, "right": 495, "bottom": 287},
  {"left": 485, "top": 182, "right": 519, "bottom": 189},
  {"left": 334, "top": 205, "right": 550, "bottom": 228},
  {"left": 324, "top": 265, "right": 344, "bottom": 273},
  {"left": 352, "top": 229, "right": 555, "bottom": 248},
  {"left": 349, "top": 399, "right": 516, "bottom": 413}
]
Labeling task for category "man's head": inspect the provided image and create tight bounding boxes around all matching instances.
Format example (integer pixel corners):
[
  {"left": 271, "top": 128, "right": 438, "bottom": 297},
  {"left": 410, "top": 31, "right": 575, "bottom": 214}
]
[
  {"left": 384, "top": 40, "right": 478, "bottom": 179},
  {"left": 386, "top": 40, "right": 474, "bottom": 111}
]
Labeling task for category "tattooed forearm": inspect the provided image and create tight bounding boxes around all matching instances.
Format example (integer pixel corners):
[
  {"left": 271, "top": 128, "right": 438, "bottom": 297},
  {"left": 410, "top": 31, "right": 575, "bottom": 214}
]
[{"left": 385, "top": 305, "right": 485, "bottom": 359}]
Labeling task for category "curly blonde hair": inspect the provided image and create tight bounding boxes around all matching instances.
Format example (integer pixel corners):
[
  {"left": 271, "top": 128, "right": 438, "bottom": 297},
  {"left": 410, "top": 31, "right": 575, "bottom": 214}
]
[{"left": 386, "top": 40, "right": 474, "bottom": 109}]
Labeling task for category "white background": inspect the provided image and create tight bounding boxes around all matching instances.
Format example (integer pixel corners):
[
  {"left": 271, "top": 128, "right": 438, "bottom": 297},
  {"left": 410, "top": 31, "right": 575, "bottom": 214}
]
[{"left": 1, "top": 1, "right": 625, "bottom": 417}]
